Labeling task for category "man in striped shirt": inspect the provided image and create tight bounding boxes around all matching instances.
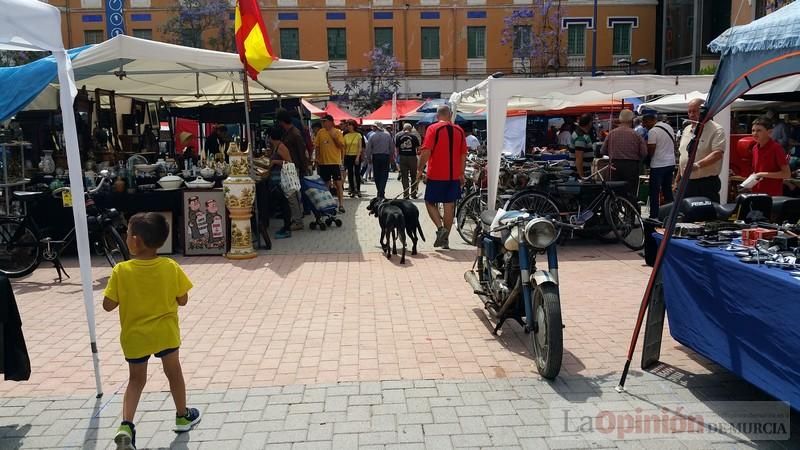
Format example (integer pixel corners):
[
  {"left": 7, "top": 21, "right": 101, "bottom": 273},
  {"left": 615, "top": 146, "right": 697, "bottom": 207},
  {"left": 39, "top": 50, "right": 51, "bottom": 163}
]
[
  {"left": 600, "top": 109, "right": 648, "bottom": 198},
  {"left": 569, "top": 113, "right": 596, "bottom": 179}
]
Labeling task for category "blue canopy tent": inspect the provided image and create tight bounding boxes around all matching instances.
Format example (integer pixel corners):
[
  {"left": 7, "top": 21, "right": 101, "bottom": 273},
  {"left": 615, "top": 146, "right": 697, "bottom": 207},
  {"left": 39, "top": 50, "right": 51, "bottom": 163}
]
[
  {"left": 619, "top": 1, "right": 800, "bottom": 392},
  {"left": 0, "top": 48, "right": 86, "bottom": 121}
]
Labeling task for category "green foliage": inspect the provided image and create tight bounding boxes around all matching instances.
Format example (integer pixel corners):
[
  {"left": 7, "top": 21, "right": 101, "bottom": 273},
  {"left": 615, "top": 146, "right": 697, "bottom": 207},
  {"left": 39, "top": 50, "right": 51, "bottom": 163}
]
[{"left": 697, "top": 65, "right": 718, "bottom": 75}]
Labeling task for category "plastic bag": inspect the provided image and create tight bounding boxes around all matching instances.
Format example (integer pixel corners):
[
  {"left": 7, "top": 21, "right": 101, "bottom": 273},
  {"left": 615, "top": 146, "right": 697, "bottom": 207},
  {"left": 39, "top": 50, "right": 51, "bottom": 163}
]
[{"left": 280, "top": 162, "right": 301, "bottom": 194}]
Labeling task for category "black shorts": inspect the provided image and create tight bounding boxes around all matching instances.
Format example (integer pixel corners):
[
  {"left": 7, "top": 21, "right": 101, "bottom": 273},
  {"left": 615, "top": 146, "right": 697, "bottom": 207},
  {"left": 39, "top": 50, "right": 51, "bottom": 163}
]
[
  {"left": 126, "top": 347, "right": 178, "bottom": 364},
  {"left": 318, "top": 164, "right": 342, "bottom": 182}
]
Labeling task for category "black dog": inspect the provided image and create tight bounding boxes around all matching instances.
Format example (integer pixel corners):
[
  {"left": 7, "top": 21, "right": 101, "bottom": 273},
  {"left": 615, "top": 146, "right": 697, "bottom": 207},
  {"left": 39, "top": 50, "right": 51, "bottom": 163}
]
[
  {"left": 367, "top": 197, "right": 425, "bottom": 255},
  {"left": 375, "top": 203, "right": 407, "bottom": 264}
]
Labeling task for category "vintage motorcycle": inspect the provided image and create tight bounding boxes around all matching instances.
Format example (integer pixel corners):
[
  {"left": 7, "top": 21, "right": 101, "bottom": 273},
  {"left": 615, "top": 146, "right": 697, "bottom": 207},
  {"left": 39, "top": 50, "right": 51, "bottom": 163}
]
[{"left": 464, "top": 208, "right": 577, "bottom": 379}]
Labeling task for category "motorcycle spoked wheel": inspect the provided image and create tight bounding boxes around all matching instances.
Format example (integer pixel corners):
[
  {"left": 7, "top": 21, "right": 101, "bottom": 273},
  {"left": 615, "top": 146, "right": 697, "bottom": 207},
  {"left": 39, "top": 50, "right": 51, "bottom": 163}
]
[{"left": 530, "top": 283, "right": 563, "bottom": 379}]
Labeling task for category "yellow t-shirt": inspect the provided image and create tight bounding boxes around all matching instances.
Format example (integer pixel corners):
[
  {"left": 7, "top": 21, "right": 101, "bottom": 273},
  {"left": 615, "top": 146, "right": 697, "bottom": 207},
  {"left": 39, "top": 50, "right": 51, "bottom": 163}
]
[
  {"left": 104, "top": 257, "right": 193, "bottom": 359},
  {"left": 344, "top": 132, "right": 362, "bottom": 156},
  {"left": 314, "top": 127, "right": 345, "bottom": 165}
]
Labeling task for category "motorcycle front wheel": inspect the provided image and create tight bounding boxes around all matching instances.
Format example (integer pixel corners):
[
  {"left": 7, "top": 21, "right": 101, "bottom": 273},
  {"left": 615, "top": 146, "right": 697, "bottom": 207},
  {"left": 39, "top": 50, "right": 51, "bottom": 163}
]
[{"left": 531, "top": 283, "right": 563, "bottom": 379}]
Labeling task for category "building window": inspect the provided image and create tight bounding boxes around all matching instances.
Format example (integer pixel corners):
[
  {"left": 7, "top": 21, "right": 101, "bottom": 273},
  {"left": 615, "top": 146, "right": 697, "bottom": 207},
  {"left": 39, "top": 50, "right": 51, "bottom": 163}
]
[
  {"left": 280, "top": 28, "right": 300, "bottom": 59},
  {"left": 130, "top": 0, "right": 151, "bottom": 7},
  {"left": 421, "top": 27, "right": 440, "bottom": 60},
  {"left": 567, "top": 24, "right": 586, "bottom": 56},
  {"left": 374, "top": 27, "right": 393, "bottom": 55},
  {"left": 327, "top": 28, "right": 346, "bottom": 60},
  {"left": 132, "top": 29, "right": 152, "bottom": 40},
  {"left": 467, "top": 26, "right": 485, "bottom": 59},
  {"left": 513, "top": 25, "right": 531, "bottom": 53},
  {"left": 612, "top": 23, "right": 631, "bottom": 55},
  {"left": 81, "top": 0, "right": 102, "bottom": 7},
  {"left": 84, "top": 30, "right": 104, "bottom": 44}
]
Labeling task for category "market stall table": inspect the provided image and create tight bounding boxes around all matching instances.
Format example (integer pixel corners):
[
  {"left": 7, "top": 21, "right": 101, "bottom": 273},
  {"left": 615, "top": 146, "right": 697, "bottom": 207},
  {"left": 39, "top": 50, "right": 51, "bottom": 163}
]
[{"left": 652, "top": 234, "right": 800, "bottom": 409}]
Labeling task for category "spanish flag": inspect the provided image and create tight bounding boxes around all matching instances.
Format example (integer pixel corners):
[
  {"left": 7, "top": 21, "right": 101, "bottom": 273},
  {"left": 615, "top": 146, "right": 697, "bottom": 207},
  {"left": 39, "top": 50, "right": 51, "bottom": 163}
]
[{"left": 235, "top": 0, "right": 275, "bottom": 80}]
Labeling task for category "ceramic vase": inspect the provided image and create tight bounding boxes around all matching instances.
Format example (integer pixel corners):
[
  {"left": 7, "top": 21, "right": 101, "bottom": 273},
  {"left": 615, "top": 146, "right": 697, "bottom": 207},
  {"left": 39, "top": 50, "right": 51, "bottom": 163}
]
[
  {"left": 38, "top": 150, "right": 56, "bottom": 174},
  {"left": 222, "top": 142, "right": 256, "bottom": 259}
]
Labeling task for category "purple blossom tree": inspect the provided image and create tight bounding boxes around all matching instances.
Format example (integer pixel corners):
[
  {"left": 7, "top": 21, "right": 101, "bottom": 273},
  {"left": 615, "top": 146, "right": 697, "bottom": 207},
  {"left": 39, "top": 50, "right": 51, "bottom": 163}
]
[
  {"left": 500, "top": 0, "right": 565, "bottom": 75},
  {"left": 338, "top": 45, "right": 402, "bottom": 116},
  {"left": 0, "top": 51, "right": 43, "bottom": 67},
  {"left": 161, "top": 0, "right": 234, "bottom": 51}
]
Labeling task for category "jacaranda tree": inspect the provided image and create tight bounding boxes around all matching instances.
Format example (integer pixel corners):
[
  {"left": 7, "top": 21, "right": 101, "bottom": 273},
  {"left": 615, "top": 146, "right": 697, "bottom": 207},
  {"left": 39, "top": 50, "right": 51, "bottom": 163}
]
[
  {"left": 161, "top": 0, "right": 233, "bottom": 51},
  {"left": 500, "top": 1, "right": 565, "bottom": 75},
  {"left": 338, "top": 45, "right": 402, "bottom": 117}
]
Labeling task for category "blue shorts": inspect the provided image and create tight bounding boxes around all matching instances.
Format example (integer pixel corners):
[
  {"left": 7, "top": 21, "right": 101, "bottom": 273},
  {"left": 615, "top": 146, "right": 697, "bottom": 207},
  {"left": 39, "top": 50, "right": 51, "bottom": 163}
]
[
  {"left": 126, "top": 347, "right": 178, "bottom": 364},
  {"left": 424, "top": 180, "right": 461, "bottom": 204}
]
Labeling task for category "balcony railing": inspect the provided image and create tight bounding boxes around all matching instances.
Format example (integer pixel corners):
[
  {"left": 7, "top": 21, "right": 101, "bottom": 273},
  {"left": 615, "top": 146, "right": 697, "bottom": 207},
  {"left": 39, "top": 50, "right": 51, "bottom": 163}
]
[{"left": 326, "top": 64, "right": 654, "bottom": 80}]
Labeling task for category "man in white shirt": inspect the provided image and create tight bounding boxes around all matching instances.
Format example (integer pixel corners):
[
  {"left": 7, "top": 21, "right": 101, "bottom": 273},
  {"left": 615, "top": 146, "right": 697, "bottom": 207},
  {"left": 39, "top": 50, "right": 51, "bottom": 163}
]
[
  {"left": 675, "top": 98, "right": 727, "bottom": 203},
  {"left": 465, "top": 125, "right": 480, "bottom": 152},
  {"left": 642, "top": 113, "right": 676, "bottom": 218}
]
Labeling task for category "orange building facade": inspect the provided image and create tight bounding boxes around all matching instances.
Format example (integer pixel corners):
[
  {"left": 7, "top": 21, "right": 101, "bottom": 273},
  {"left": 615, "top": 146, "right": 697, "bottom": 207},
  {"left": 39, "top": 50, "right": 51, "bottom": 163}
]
[{"left": 47, "top": 0, "right": 659, "bottom": 78}]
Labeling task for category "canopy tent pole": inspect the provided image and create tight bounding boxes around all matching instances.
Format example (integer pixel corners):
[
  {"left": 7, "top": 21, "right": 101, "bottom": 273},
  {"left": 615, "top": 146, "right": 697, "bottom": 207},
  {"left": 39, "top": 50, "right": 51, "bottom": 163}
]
[{"left": 55, "top": 50, "right": 104, "bottom": 398}]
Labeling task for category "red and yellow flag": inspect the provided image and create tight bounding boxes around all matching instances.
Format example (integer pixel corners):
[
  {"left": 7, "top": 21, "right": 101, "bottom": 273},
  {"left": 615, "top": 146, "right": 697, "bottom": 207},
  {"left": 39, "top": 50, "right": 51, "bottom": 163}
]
[{"left": 235, "top": 0, "right": 275, "bottom": 80}]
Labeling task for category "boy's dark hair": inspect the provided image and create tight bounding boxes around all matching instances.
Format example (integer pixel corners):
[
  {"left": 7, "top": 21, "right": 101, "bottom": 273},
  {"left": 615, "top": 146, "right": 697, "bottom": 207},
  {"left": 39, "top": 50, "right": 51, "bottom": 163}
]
[
  {"left": 578, "top": 113, "right": 593, "bottom": 127},
  {"left": 752, "top": 116, "right": 773, "bottom": 129},
  {"left": 128, "top": 212, "right": 169, "bottom": 249}
]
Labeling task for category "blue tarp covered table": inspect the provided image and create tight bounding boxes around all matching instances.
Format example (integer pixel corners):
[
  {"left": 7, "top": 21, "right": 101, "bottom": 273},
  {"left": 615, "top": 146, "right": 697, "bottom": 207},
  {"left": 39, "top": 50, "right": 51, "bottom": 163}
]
[
  {"left": 654, "top": 234, "right": 800, "bottom": 408},
  {"left": 533, "top": 153, "right": 568, "bottom": 161}
]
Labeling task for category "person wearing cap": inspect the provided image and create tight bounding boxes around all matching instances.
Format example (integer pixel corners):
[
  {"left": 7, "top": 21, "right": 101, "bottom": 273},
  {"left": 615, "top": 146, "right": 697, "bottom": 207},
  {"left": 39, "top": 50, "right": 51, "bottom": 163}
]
[
  {"left": 675, "top": 98, "right": 727, "bottom": 203},
  {"left": 395, "top": 123, "right": 421, "bottom": 199},
  {"left": 366, "top": 121, "right": 394, "bottom": 199},
  {"left": 313, "top": 114, "right": 346, "bottom": 213},
  {"left": 642, "top": 112, "right": 677, "bottom": 218},
  {"left": 417, "top": 105, "right": 468, "bottom": 249},
  {"left": 599, "top": 109, "right": 648, "bottom": 198}
]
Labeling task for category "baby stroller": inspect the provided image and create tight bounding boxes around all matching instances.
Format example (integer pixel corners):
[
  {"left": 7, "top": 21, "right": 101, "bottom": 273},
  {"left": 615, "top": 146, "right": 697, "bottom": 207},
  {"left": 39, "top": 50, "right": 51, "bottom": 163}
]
[{"left": 301, "top": 174, "right": 343, "bottom": 230}]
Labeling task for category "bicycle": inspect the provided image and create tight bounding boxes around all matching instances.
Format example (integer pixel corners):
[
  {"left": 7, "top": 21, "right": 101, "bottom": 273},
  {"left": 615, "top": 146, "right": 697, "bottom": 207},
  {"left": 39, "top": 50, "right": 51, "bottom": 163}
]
[
  {"left": 0, "top": 171, "right": 130, "bottom": 281},
  {"left": 504, "top": 162, "right": 645, "bottom": 250},
  {"left": 456, "top": 159, "right": 567, "bottom": 245}
]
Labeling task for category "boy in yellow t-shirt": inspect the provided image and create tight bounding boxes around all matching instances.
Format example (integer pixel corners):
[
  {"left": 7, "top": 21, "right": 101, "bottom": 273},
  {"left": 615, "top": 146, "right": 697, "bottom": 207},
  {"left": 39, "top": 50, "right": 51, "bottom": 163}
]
[{"left": 103, "top": 213, "right": 200, "bottom": 450}]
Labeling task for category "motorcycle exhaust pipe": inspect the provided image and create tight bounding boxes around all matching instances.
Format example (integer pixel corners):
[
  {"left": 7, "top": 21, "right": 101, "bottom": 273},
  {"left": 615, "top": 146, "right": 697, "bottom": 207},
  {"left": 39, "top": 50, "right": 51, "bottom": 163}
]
[{"left": 464, "top": 270, "right": 483, "bottom": 294}]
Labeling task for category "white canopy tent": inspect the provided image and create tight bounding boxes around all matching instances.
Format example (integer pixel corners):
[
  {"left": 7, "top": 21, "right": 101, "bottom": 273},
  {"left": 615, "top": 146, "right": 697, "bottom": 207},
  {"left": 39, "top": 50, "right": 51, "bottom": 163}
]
[
  {"left": 0, "top": 0, "right": 103, "bottom": 395},
  {"left": 24, "top": 34, "right": 330, "bottom": 108},
  {"left": 448, "top": 75, "right": 738, "bottom": 208},
  {"left": 639, "top": 91, "right": 783, "bottom": 113}
]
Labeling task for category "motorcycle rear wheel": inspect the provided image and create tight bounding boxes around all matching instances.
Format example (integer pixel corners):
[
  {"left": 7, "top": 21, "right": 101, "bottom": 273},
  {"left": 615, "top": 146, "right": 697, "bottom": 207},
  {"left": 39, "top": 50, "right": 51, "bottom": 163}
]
[{"left": 531, "top": 283, "right": 563, "bottom": 379}]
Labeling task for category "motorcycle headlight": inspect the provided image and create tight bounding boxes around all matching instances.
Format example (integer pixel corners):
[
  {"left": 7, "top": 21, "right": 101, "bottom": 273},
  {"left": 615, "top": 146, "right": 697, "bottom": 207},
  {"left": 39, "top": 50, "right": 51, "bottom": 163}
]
[{"left": 523, "top": 218, "right": 557, "bottom": 249}]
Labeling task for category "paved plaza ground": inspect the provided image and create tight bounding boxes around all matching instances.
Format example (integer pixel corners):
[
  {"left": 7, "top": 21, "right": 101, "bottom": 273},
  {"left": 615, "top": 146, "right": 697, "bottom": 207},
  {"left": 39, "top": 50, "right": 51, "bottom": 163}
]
[{"left": 1, "top": 178, "right": 797, "bottom": 449}]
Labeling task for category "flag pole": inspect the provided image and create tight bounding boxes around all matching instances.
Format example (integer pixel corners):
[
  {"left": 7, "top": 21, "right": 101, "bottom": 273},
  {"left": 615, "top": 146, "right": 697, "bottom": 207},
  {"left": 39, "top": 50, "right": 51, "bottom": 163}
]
[{"left": 241, "top": 69, "right": 262, "bottom": 249}]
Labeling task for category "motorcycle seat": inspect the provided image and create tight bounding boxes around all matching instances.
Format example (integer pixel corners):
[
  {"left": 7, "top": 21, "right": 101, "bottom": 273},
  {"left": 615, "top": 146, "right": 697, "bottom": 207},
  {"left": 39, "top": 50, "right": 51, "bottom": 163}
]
[
  {"left": 714, "top": 203, "right": 737, "bottom": 219},
  {"left": 12, "top": 191, "right": 46, "bottom": 202},
  {"left": 481, "top": 209, "right": 498, "bottom": 228},
  {"left": 772, "top": 196, "right": 800, "bottom": 223}
]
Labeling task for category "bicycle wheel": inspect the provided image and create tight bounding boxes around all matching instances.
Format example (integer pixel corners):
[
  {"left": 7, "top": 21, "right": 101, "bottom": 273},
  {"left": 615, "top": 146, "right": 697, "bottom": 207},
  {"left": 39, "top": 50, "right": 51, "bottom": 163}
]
[
  {"left": 504, "top": 191, "right": 562, "bottom": 239},
  {"left": 530, "top": 283, "right": 563, "bottom": 380},
  {"left": 0, "top": 219, "right": 40, "bottom": 277},
  {"left": 100, "top": 226, "right": 130, "bottom": 268},
  {"left": 604, "top": 196, "right": 645, "bottom": 250},
  {"left": 456, "top": 191, "right": 483, "bottom": 244}
]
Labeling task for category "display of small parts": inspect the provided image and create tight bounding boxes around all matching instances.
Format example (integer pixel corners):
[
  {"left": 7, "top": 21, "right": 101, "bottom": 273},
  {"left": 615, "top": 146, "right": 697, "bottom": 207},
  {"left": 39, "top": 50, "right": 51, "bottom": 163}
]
[{"left": 675, "top": 223, "right": 705, "bottom": 237}]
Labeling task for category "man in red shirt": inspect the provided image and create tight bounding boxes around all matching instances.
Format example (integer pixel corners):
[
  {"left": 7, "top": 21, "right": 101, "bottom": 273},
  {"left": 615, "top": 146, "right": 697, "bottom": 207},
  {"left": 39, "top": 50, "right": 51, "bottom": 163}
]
[
  {"left": 750, "top": 116, "right": 790, "bottom": 196},
  {"left": 417, "top": 105, "right": 468, "bottom": 249}
]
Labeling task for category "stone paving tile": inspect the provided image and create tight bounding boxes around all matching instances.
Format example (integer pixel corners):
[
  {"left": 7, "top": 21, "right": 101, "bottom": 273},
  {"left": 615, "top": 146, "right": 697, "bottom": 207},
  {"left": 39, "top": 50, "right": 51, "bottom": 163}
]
[
  {"left": 4, "top": 179, "right": 800, "bottom": 447},
  {"left": 3, "top": 378, "right": 797, "bottom": 448}
]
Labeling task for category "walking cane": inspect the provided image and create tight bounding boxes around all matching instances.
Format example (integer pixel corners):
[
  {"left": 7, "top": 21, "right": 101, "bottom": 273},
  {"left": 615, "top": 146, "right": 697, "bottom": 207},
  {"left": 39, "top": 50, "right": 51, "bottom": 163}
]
[{"left": 616, "top": 119, "right": 707, "bottom": 392}]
